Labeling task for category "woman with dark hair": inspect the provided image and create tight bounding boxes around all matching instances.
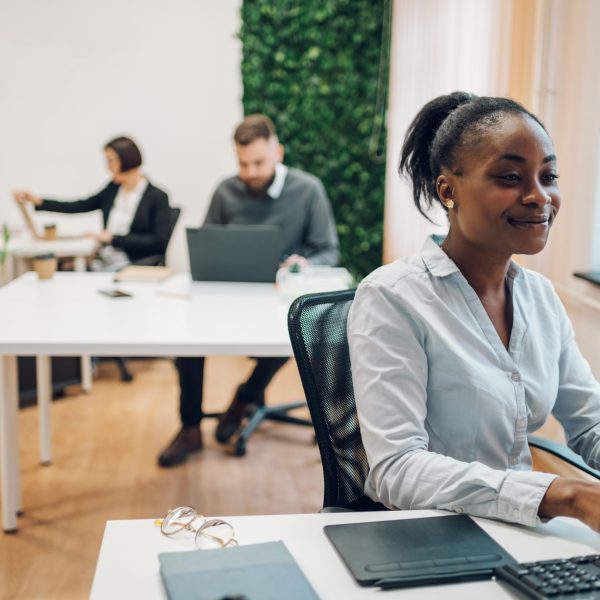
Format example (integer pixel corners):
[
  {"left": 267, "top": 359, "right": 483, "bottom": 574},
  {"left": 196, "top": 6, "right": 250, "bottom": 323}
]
[
  {"left": 348, "top": 92, "right": 600, "bottom": 531},
  {"left": 13, "top": 136, "right": 171, "bottom": 270}
]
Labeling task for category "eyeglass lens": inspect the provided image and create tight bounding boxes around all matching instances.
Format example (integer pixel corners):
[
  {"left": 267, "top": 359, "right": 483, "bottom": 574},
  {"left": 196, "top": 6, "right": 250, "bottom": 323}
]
[
  {"left": 161, "top": 506, "right": 199, "bottom": 536},
  {"left": 195, "top": 519, "right": 237, "bottom": 549}
]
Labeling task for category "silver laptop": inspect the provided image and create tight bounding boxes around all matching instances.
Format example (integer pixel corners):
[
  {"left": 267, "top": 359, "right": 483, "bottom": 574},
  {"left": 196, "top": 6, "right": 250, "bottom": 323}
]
[{"left": 186, "top": 225, "right": 284, "bottom": 283}]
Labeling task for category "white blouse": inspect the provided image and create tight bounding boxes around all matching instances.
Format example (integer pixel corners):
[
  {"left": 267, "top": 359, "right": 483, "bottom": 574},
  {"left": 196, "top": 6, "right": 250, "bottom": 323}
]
[
  {"left": 348, "top": 235, "right": 600, "bottom": 527},
  {"left": 106, "top": 178, "right": 148, "bottom": 236}
]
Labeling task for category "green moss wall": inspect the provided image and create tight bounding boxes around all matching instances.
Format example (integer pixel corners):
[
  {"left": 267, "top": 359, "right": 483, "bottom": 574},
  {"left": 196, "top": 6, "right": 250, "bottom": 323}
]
[{"left": 240, "top": 0, "right": 390, "bottom": 278}]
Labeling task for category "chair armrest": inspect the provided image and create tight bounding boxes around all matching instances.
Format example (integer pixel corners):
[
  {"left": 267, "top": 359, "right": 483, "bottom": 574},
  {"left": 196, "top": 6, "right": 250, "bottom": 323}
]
[{"left": 528, "top": 435, "right": 600, "bottom": 480}]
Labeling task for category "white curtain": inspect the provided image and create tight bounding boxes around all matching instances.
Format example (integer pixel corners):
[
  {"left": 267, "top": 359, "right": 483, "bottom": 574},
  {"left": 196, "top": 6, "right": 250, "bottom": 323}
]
[{"left": 383, "top": 0, "right": 508, "bottom": 262}]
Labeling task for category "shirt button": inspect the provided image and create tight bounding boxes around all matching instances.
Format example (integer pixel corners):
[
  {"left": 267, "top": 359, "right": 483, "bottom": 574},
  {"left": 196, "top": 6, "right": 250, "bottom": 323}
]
[{"left": 511, "top": 372, "right": 521, "bottom": 382}]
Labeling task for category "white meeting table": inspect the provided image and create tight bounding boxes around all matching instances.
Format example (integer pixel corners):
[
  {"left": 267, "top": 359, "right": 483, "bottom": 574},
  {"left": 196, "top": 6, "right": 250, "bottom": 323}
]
[
  {"left": 7, "top": 235, "right": 97, "bottom": 277},
  {"left": 91, "top": 509, "right": 600, "bottom": 600},
  {"left": 7, "top": 235, "right": 99, "bottom": 392},
  {"left": 0, "top": 271, "right": 349, "bottom": 532}
]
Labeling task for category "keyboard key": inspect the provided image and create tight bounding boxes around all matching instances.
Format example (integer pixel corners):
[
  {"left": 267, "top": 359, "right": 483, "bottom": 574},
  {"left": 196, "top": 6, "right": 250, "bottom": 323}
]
[
  {"left": 503, "top": 564, "right": 530, "bottom": 577},
  {"left": 575, "top": 582, "right": 592, "bottom": 591},
  {"left": 521, "top": 574, "right": 546, "bottom": 589},
  {"left": 539, "top": 586, "right": 559, "bottom": 596}
]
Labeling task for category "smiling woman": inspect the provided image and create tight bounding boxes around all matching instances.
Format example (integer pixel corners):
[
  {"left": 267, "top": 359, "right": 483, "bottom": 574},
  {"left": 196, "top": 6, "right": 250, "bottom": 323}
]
[{"left": 348, "top": 92, "right": 600, "bottom": 534}]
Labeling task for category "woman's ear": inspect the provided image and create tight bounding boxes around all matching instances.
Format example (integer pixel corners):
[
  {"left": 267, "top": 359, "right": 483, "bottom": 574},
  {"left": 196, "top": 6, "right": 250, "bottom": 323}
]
[{"left": 436, "top": 175, "right": 455, "bottom": 209}]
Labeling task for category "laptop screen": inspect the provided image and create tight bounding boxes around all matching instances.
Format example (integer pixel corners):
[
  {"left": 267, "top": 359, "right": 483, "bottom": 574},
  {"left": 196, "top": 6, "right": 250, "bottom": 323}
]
[{"left": 186, "top": 225, "right": 284, "bottom": 283}]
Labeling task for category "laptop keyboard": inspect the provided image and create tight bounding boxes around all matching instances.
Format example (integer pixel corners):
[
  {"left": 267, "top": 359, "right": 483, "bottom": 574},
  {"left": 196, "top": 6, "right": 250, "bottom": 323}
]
[{"left": 495, "top": 555, "right": 600, "bottom": 599}]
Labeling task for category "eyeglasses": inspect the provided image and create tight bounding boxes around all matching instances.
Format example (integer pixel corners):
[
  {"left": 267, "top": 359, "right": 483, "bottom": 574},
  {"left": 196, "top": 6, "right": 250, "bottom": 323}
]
[{"left": 156, "top": 506, "right": 238, "bottom": 550}]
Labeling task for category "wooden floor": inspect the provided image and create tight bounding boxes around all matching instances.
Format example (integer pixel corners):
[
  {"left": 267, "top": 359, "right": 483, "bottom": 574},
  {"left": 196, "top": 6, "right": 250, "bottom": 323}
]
[{"left": 0, "top": 357, "right": 322, "bottom": 600}]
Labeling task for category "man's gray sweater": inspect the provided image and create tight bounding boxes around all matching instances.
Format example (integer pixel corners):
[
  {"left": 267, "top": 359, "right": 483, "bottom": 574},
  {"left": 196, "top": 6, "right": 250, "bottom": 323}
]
[{"left": 203, "top": 167, "right": 339, "bottom": 266}]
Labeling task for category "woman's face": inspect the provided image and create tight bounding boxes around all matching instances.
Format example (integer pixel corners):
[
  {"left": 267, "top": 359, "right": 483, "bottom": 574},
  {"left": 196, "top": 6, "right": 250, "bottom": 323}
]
[
  {"left": 104, "top": 147, "right": 123, "bottom": 182},
  {"left": 439, "top": 113, "right": 560, "bottom": 257}
]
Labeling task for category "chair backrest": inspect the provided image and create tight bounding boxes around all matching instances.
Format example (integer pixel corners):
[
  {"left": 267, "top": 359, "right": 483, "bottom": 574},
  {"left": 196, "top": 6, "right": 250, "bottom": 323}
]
[
  {"left": 168, "top": 206, "right": 181, "bottom": 238},
  {"left": 288, "top": 289, "right": 385, "bottom": 511},
  {"left": 132, "top": 206, "right": 181, "bottom": 267}
]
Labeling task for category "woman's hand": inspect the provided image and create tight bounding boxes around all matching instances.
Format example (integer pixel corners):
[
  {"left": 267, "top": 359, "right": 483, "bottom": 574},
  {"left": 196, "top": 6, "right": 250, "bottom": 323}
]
[
  {"left": 539, "top": 477, "right": 600, "bottom": 532},
  {"left": 84, "top": 230, "right": 113, "bottom": 244},
  {"left": 12, "top": 190, "right": 42, "bottom": 206}
]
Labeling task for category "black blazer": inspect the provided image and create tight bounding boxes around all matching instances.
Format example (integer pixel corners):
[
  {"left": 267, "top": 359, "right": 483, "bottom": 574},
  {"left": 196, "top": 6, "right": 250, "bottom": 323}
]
[{"left": 37, "top": 180, "right": 171, "bottom": 262}]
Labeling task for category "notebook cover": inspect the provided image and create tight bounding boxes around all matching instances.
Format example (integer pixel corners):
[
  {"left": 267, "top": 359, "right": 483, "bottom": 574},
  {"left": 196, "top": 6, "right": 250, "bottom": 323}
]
[
  {"left": 324, "top": 514, "right": 515, "bottom": 588},
  {"left": 158, "top": 540, "right": 319, "bottom": 600},
  {"left": 113, "top": 265, "right": 173, "bottom": 282}
]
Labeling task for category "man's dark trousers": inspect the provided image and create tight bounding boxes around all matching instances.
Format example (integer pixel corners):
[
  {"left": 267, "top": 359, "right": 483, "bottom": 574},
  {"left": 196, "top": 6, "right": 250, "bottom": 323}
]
[{"left": 175, "top": 356, "right": 289, "bottom": 426}]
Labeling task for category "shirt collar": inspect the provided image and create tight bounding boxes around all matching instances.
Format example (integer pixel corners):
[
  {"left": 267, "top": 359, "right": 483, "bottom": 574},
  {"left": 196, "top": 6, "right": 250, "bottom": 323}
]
[
  {"left": 267, "top": 163, "right": 288, "bottom": 199},
  {"left": 420, "top": 234, "right": 522, "bottom": 280},
  {"left": 119, "top": 176, "right": 147, "bottom": 196}
]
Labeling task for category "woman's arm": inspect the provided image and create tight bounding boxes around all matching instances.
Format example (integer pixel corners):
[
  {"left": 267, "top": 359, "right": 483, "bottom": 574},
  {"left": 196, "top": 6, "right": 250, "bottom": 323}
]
[
  {"left": 33, "top": 182, "right": 116, "bottom": 214},
  {"left": 550, "top": 284, "right": 600, "bottom": 468},
  {"left": 535, "top": 283, "right": 600, "bottom": 530}
]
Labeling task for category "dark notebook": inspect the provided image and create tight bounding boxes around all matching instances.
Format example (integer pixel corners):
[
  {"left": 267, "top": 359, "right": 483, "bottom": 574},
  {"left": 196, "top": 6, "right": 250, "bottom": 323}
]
[
  {"left": 158, "top": 541, "right": 319, "bottom": 600},
  {"left": 324, "top": 514, "right": 515, "bottom": 589}
]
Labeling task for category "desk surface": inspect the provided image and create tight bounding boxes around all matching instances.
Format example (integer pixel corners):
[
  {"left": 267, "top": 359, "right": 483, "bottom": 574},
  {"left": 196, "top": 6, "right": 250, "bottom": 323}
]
[
  {"left": 8, "top": 234, "right": 96, "bottom": 258},
  {"left": 0, "top": 269, "right": 351, "bottom": 532},
  {"left": 90, "top": 510, "right": 600, "bottom": 600},
  {"left": 0, "top": 272, "right": 303, "bottom": 356}
]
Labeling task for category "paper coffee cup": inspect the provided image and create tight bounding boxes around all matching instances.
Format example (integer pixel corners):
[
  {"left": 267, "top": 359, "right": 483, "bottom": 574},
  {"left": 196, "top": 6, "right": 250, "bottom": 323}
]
[
  {"left": 33, "top": 253, "right": 57, "bottom": 280},
  {"left": 44, "top": 224, "right": 57, "bottom": 241}
]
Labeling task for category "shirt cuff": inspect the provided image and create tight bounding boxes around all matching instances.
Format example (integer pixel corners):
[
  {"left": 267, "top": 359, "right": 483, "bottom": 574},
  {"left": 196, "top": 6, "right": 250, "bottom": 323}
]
[{"left": 495, "top": 470, "right": 558, "bottom": 527}]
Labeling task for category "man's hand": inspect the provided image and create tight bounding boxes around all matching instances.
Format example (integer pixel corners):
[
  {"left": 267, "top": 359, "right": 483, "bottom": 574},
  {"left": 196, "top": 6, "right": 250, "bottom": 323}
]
[
  {"left": 280, "top": 254, "right": 309, "bottom": 269},
  {"left": 13, "top": 190, "right": 42, "bottom": 206}
]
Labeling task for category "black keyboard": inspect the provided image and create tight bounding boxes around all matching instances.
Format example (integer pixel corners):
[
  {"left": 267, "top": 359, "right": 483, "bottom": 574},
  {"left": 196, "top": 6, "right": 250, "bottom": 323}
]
[{"left": 495, "top": 555, "right": 600, "bottom": 599}]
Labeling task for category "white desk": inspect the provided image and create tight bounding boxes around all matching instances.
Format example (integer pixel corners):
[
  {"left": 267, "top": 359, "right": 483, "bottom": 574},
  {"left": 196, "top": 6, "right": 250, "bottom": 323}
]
[
  {"left": 90, "top": 510, "right": 600, "bottom": 599},
  {"left": 7, "top": 235, "right": 97, "bottom": 276},
  {"left": 0, "top": 271, "right": 350, "bottom": 532},
  {"left": 6, "top": 235, "right": 98, "bottom": 393}
]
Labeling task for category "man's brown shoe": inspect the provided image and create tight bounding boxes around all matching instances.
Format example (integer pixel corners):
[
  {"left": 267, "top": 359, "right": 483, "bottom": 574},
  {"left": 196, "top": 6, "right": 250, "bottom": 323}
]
[
  {"left": 158, "top": 425, "right": 203, "bottom": 467},
  {"left": 215, "top": 396, "right": 250, "bottom": 444}
]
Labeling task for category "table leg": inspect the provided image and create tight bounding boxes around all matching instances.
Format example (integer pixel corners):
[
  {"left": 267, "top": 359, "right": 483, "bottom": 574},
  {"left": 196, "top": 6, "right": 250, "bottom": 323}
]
[
  {"left": 81, "top": 355, "right": 92, "bottom": 393},
  {"left": 73, "top": 256, "right": 86, "bottom": 273},
  {"left": 36, "top": 356, "right": 52, "bottom": 466},
  {"left": 74, "top": 256, "right": 94, "bottom": 394},
  {"left": 0, "top": 356, "right": 21, "bottom": 532}
]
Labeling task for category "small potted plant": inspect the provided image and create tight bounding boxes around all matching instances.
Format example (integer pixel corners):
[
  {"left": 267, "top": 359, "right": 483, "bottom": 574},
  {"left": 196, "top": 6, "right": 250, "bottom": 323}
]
[{"left": 0, "top": 223, "right": 11, "bottom": 286}]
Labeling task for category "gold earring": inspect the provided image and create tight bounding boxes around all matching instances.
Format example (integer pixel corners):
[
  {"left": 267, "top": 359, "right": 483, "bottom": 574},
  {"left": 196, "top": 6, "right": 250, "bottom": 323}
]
[{"left": 446, "top": 199, "right": 454, "bottom": 209}]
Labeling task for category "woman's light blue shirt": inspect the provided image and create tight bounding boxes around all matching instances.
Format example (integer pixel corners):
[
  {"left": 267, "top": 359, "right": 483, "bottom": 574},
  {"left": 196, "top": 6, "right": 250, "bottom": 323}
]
[{"left": 348, "top": 236, "right": 600, "bottom": 526}]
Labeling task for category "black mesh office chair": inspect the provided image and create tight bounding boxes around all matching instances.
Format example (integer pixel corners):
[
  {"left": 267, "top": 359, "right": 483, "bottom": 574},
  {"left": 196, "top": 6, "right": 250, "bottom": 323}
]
[
  {"left": 287, "top": 289, "right": 600, "bottom": 512},
  {"left": 112, "top": 207, "right": 182, "bottom": 382},
  {"left": 287, "top": 289, "right": 385, "bottom": 510}
]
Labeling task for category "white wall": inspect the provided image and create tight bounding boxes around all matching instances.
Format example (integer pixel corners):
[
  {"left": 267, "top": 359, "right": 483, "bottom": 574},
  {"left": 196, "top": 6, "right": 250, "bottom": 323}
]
[{"left": 0, "top": 0, "right": 243, "bottom": 271}]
